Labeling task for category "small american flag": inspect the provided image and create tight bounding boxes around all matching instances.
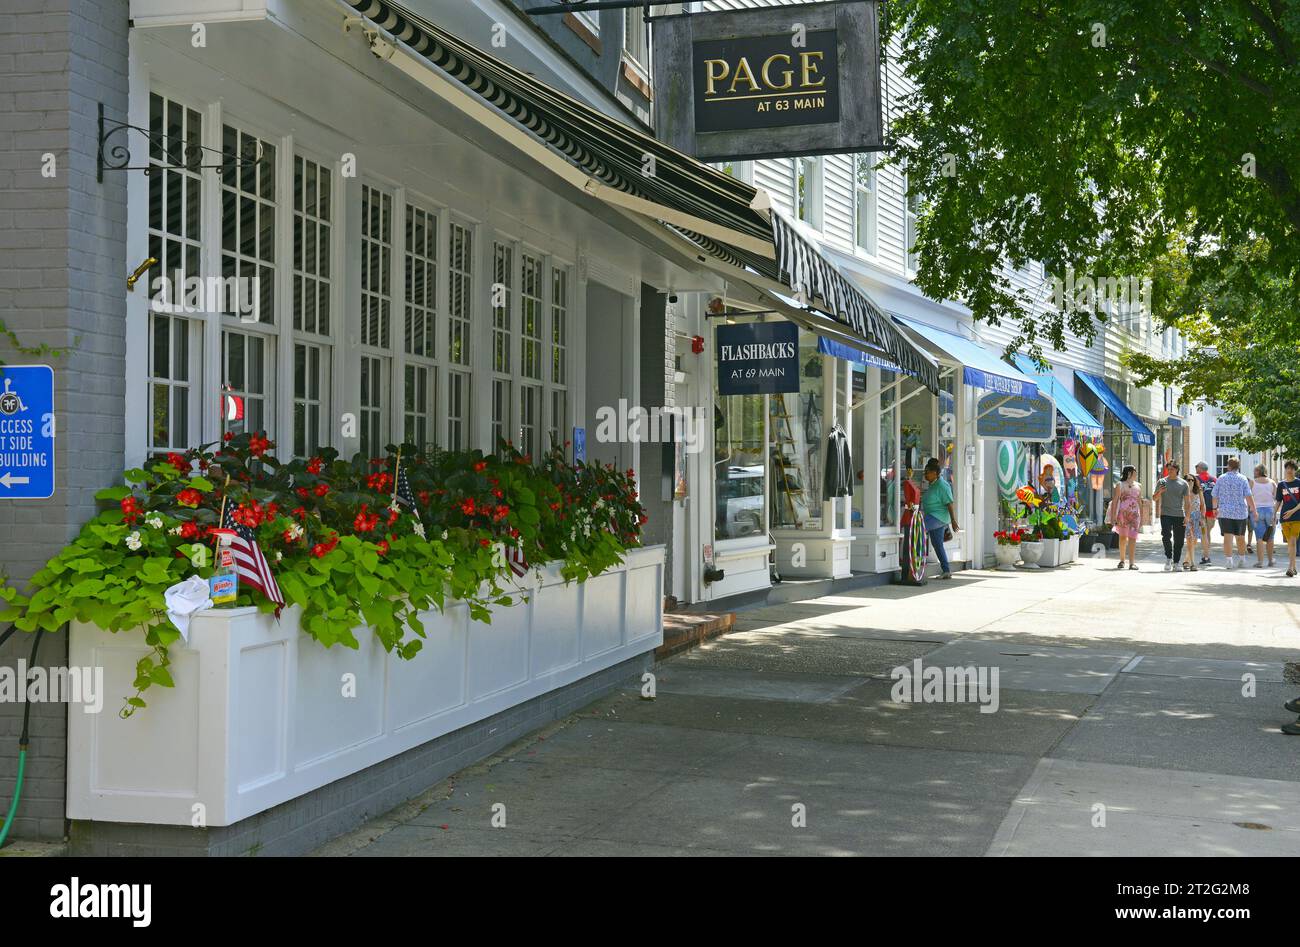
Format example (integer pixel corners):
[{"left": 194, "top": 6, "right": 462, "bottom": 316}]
[
  {"left": 506, "top": 543, "right": 529, "bottom": 578},
  {"left": 393, "top": 461, "right": 420, "bottom": 520},
  {"left": 221, "top": 503, "right": 285, "bottom": 615}
]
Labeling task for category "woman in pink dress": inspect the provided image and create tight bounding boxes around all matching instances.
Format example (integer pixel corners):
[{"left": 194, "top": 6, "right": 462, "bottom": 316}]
[{"left": 1108, "top": 464, "right": 1142, "bottom": 570}]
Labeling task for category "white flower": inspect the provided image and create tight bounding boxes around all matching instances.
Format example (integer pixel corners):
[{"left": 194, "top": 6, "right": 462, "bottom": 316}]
[
  {"left": 440, "top": 530, "right": 448, "bottom": 540},
  {"left": 169, "top": 525, "right": 183, "bottom": 536},
  {"left": 412, "top": 521, "right": 426, "bottom": 539},
  {"left": 125, "top": 531, "right": 143, "bottom": 551},
  {"left": 286, "top": 523, "right": 304, "bottom": 541},
  {"left": 146, "top": 516, "right": 163, "bottom": 529},
  {"left": 275, "top": 551, "right": 283, "bottom": 562}
]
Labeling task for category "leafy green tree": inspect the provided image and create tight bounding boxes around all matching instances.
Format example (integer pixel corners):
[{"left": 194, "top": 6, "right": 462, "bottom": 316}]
[{"left": 886, "top": 0, "right": 1300, "bottom": 361}]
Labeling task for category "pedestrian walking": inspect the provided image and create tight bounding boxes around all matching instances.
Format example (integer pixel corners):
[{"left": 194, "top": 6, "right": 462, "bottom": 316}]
[
  {"left": 1106, "top": 464, "right": 1142, "bottom": 570},
  {"left": 1196, "top": 461, "right": 1217, "bottom": 564},
  {"left": 1251, "top": 464, "right": 1277, "bottom": 568},
  {"left": 921, "top": 457, "right": 959, "bottom": 580},
  {"left": 1153, "top": 461, "right": 1189, "bottom": 572},
  {"left": 1276, "top": 459, "right": 1300, "bottom": 578},
  {"left": 1214, "top": 457, "right": 1256, "bottom": 569},
  {"left": 1183, "top": 474, "right": 1205, "bottom": 572}
]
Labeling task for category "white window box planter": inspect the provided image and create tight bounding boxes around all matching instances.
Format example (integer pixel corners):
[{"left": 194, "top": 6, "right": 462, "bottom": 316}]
[{"left": 68, "top": 546, "right": 664, "bottom": 827}]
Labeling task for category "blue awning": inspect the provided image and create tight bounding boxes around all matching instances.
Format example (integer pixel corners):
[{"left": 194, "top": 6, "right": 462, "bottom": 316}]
[
  {"left": 1011, "top": 354, "right": 1103, "bottom": 439},
  {"left": 894, "top": 317, "right": 1038, "bottom": 398},
  {"left": 1074, "top": 371, "right": 1156, "bottom": 446},
  {"left": 816, "top": 335, "right": 911, "bottom": 375}
]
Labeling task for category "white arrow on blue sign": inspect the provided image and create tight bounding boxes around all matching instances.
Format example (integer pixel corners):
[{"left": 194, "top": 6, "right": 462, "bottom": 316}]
[{"left": 0, "top": 365, "right": 55, "bottom": 500}]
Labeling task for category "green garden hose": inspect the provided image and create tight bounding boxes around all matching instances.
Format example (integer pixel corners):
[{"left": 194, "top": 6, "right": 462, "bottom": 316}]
[{"left": 0, "top": 625, "right": 43, "bottom": 850}]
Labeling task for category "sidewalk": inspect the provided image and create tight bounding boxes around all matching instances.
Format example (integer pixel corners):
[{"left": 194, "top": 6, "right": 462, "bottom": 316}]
[{"left": 313, "top": 535, "right": 1300, "bottom": 856}]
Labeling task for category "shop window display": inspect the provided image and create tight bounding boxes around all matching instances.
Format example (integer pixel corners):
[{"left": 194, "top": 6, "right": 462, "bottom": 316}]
[
  {"left": 879, "top": 368, "right": 898, "bottom": 529},
  {"left": 770, "top": 334, "right": 825, "bottom": 529},
  {"left": 715, "top": 390, "right": 767, "bottom": 540}
]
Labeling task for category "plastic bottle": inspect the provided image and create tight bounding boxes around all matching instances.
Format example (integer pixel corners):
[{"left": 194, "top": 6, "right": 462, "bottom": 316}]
[{"left": 209, "top": 529, "right": 239, "bottom": 606}]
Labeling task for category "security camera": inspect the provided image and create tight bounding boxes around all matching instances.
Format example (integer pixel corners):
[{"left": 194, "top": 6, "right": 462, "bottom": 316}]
[{"left": 668, "top": 293, "right": 679, "bottom": 304}]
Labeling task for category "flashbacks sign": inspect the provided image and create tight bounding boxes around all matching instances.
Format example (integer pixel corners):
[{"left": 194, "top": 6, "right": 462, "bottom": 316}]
[{"left": 717, "top": 322, "right": 800, "bottom": 396}]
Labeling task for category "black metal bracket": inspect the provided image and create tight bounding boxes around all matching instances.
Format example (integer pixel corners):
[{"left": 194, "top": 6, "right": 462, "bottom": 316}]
[{"left": 96, "top": 102, "right": 264, "bottom": 183}]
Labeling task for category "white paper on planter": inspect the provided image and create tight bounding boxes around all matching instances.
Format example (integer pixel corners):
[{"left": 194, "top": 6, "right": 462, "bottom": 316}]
[{"left": 164, "top": 575, "right": 213, "bottom": 641}]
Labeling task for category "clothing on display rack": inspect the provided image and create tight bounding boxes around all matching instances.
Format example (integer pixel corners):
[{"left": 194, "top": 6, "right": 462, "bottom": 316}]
[{"left": 823, "top": 423, "right": 853, "bottom": 498}]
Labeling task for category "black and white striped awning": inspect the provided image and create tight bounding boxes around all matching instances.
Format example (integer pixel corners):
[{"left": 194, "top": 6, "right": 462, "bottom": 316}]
[{"left": 334, "top": 0, "right": 938, "bottom": 393}]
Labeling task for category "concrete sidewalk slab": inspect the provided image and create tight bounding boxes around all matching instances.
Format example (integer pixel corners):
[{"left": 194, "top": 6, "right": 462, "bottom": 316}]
[
  {"left": 1051, "top": 674, "right": 1300, "bottom": 782},
  {"left": 1122, "top": 655, "right": 1287, "bottom": 682},
  {"left": 919, "top": 640, "right": 1134, "bottom": 695},
  {"left": 987, "top": 758, "right": 1300, "bottom": 856},
  {"left": 675, "top": 629, "right": 940, "bottom": 676},
  {"left": 654, "top": 665, "right": 867, "bottom": 703}
]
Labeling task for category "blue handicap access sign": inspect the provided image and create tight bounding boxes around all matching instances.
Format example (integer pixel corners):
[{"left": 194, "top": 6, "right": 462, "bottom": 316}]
[{"left": 0, "top": 365, "right": 55, "bottom": 499}]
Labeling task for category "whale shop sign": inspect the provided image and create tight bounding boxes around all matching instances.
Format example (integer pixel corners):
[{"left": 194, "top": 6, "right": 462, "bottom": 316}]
[
  {"left": 976, "top": 392, "right": 1055, "bottom": 442},
  {"left": 653, "top": 0, "right": 882, "bottom": 162},
  {"left": 717, "top": 322, "right": 800, "bottom": 396}
]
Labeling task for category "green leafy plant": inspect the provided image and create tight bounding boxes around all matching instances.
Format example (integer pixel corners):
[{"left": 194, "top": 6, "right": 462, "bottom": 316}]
[{"left": 0, "top": 433, "right": 646, "bottom": 716}]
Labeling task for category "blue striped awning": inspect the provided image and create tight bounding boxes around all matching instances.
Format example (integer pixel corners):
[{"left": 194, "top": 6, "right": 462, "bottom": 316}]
[
  {"left": 816, "top": 335, "right": 911, "bottom": 375},
  {"left": 1011, "top": 355, "right": 1103, "bottom": 439},
  {"left": 1075, "top": 371, "right": 1156, "bottom": 446}
]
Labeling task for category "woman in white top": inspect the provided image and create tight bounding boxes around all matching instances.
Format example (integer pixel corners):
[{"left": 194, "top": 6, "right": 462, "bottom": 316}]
[{"left": 1252, "top": 465, "right": 1277, "bottom": 567}]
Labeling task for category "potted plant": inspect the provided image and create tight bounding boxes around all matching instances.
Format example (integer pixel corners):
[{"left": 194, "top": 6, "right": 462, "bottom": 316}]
[
  {"left": 993, "top": 528, "right": 1025, "bottom": 571},
  {"left": 1018, "top": 529, "right": 1045, "bottom": 569}
]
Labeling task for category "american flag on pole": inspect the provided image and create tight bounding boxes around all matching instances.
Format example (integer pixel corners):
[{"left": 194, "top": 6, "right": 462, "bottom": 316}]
[
  {"left": 221, "top": 503, "right": 285, "bottom": 615},
  {"left": 506, "top": 543, "right": 529, "bottom": 578},
  {"left": 393, "top": 461, "right": 420, "bottom": 520}
]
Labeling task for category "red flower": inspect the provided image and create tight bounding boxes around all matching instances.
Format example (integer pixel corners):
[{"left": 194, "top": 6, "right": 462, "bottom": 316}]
[
  {"left": 369, "top": 457, "right": 386, "bottom": 468},
  {"left": 479, "top": 538, "right": 490, "bottom": 548},
  {"left": 306, "top": 457, "right": 323, "bottom": 475},
  {"left": 314, "top": 483, "right": 329, "bottom": 498},
  {"left": 177, "top": 488, "right": 201, "bottom": 508},
  {"left": 179, "top": 521, "right": 200, "bottom": 540},
  {"left": 473, "top": 461, "right": 488, "bottom": 473},
  {"left": 376, "top": 540, "right": 389, "bottom": 556},
  {"left": 354, "top": 506, "right": 379, "bottom": 533},
  {"left": 492, "top": 488, "right": 503, "bottom": 499},
  {"left": 165, "top": 452, "right": 191, "bottom": 474},
  {"left": 248, "top": 433, "right": 271, "bottom": 457},
  {"left": 311, "top": 543, "right": 328, "bottom": 558},
  {"left": 460, "top": 498, "right": 476, "bottom": 516},
  {"left": 367, "top": 472, "right": 392, "bottom": 492},
  {"left": 637, "top": 514, "right": 648, "bottom": 525},
  {"left": 223, "top": 431, "right": 234, "bottom": 442},
  {"left": 292, "top": 506, "right": 307, "bottom": 520},
  {"left": 387, "top": 507, "right": 399, "bottom": 526},
  {"left": 296, "top": 487, "right": 311, "bottom": 500},
  {"left": 418, "top": 490, "right": 431, "bottom": 506}
]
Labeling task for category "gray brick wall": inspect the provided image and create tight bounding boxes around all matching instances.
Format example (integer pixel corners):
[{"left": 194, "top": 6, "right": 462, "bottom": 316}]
[{"left": 0, "top": 0, "right": 130, "bottom": 842}]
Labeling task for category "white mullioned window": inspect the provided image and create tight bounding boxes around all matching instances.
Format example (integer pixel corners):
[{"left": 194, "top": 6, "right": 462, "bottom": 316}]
[
  {"left": 221, "top": 123, "right": 276, "bottom": 325},
  {"left": 854, "top": 153, "right": 877, "bottom": 257},
  {"left": 446, "top": 219, "right": 473, "bottom": 451},
  {"left": 146, "top": 92, "right": 204, "bottom": 453},
  {"left": 292, "top": 154, "right": 333, "bottom": 458},
  {"left": 519, "top": 252, "right": 543, "bottom": 458},
  {"left": 491, "top": 241, "right": 514, "bottom": 454},
  {"left": 359, "top": 184, "right": 393, "bottom": 457},
  {"left": 404, "top": 202, "right": 438, "bottom": 449},
  {"left": 220, "top": 121, "right": 278, "bottom": 439},
  {"left": 548, "top": 265, "right": 570, "bottom": 455},
  {"left": 795, "top": 156, "right": 822, "bottom": 230}
]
